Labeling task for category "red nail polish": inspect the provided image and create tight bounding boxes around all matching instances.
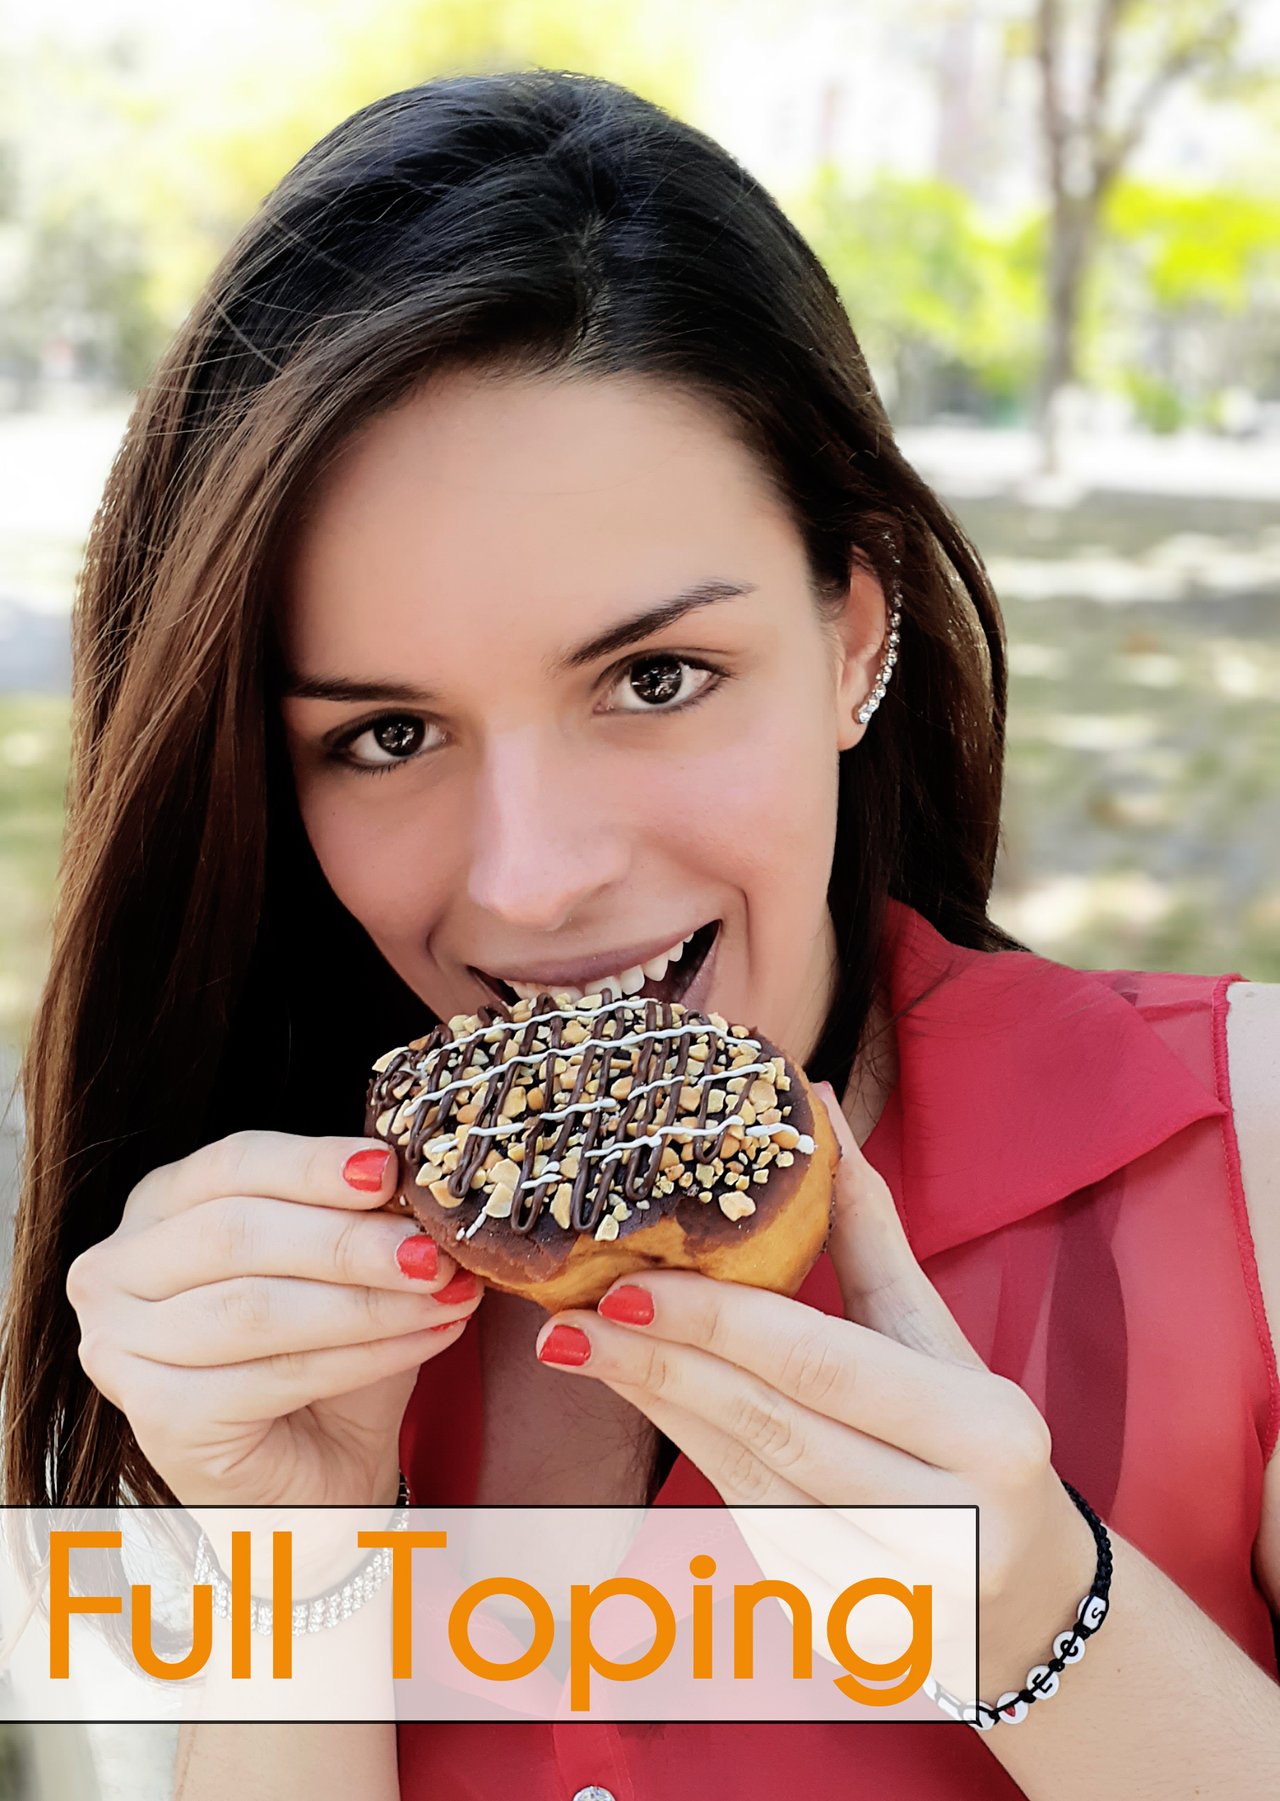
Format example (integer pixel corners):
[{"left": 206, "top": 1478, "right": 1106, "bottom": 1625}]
[
  {"left": 537, "top": 1324, "right": 591, "bottom": 1367},
  {"left": 396, "top": 1236, "right": 438, "bottom": 1281},
  {"left": 597, "top": 1285, "right": 654, "bottom": 1326},
  {"left": 343, "top": 1148, "right": 393, "bottom": 1191},
  {"left": 428, "top": 1320, "right": 462, "bottom": 1333},
  {"left": 434, "top": 1269, "right": 479, "bottom": 1306}
]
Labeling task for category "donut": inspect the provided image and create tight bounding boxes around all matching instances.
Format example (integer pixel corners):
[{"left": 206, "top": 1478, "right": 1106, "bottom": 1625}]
[{"left": 365, "top": 993, "right": 839, "bottom": 1311}]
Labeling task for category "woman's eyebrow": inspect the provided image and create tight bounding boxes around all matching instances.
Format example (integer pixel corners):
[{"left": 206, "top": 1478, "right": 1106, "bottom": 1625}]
[
  {"left": 552, "top": 578, "right": 757, "bottom": 671},
  {"left": 281, "top": 672, "right": 441, "bottom": 704},
  {"left": 281, "top": 579, "right": 757, "bottom": 703}
]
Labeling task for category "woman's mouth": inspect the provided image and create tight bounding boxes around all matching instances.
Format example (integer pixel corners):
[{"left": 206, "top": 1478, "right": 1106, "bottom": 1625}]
[{"left": 472, "top": 920, "right": 721, "bottom": 1012}]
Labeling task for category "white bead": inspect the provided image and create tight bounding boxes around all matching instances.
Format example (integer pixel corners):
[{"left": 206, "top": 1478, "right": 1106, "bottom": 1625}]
[
  {"left": 1078, "top": 1593, "right": 1108, "bottom": 1632},
  {"left": 1053, "top": 1628, "right": 1086, "bottom": 1663},
  {"left": 996, "top": 1691, "right": 1031, "bottom": 1724},
  {"left": 1026, "top": 1662, "right": 1060, "bottom": 1700},
  {"left": 963, "top": 1702, "right": 998, "bottom": 1731}
]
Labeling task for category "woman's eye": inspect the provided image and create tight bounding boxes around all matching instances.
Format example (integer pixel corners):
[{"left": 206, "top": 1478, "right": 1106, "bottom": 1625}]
[
  {"left": 606, "top": 654, "right": 716, "bottom": 713},
  {"left": 338, "top": 714, "right": 440, "bottom": 768}
]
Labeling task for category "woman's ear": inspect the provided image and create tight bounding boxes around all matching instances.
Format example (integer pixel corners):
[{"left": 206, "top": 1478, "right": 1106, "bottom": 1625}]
[{"left": 831, "top": 561, "right": 890, "bottom": 752}]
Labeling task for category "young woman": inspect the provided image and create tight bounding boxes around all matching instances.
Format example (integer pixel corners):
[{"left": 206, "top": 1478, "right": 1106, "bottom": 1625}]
[{"left": 2, "top": 69, "right": 1277, "bottom": 1801}]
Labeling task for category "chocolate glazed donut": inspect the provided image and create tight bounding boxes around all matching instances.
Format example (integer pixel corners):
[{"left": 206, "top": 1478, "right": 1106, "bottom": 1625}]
[{"left": 365, "top": 993, "right": 840, "bottom": 1312}]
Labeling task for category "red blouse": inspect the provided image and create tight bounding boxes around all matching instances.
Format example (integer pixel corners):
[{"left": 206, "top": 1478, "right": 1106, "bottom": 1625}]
[{"left": 397, "top": 899, "right": 1280, "bottom": 1798}]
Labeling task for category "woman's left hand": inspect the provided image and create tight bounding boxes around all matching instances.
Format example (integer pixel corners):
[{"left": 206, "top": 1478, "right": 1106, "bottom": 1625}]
[{"left": 533, "top": 1083, "right": 1095, "bottom": 1686}]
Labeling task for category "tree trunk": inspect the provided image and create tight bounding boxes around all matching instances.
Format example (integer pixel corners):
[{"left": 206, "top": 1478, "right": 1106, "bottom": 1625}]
[{"left": 1037, "top": 194, "right": 1095, "bottom": 476}]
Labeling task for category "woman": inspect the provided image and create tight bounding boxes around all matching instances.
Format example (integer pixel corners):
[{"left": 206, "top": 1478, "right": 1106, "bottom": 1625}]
[{"left": 2, "top": 68, "right": 1277, "bottom": 1800}]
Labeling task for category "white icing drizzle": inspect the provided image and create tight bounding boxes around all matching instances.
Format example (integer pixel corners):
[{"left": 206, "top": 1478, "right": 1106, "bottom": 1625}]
[{"left": 374, "top": 994, "right": 815, "bottom": 1237}]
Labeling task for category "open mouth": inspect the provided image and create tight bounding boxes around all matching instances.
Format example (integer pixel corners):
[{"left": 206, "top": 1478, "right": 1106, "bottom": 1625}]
[{"left": 472, "top": 920, "right": 720, "bottom": 1013}]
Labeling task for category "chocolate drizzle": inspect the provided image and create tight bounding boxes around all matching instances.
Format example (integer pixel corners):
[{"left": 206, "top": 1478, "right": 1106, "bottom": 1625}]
[{"left": 368, "top": 994, "right": 812, "bottom": 1240}]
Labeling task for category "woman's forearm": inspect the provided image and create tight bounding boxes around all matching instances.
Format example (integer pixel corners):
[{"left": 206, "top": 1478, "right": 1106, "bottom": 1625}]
[{"left": 979, "top": 1530, "right": 1280, "bottom": 1799}]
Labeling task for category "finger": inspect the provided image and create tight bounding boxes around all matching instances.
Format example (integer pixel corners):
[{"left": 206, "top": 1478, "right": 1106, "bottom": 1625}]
[
  {"left": 816, "top": 1085, "right": 986, "bottom": 1369},
  {"left": 123, "top": 1132, "right": 402, "bottom": 1227},
  {"left": 115, "top": 1195, "right": 462, "bottom": 1302},
  {"left": 626, "top": 1386, "right": 815, "bottom": 1508},
  {"left": 115, "top": 1324, "right": 466, "bottom": 1429},
  {"left": 535, "top": 1312, "right": 952, "bottom": 1504},
  {"left": 123, "top": 1269, "right": 483, "bottom": 1367},
  {"left": 592, "top": 1386, "right": 937, "bottom": 1634},
  {"left": 582, "top": 1273, "right": 1000, "bottom": 1472}
]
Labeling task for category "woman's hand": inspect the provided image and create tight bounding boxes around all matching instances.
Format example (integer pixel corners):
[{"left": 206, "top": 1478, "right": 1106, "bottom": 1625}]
[
  {"left": 531, "top": 1086, "right": 1095, "bottom": 1688},
  {"left": 66, "top": 1131, "right": 483, "bottom": 1508}
]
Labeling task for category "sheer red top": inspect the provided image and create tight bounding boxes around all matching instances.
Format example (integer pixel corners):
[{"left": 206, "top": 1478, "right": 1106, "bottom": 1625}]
[{"left": 397, "top": 900, "right": 1280, "bottom": 1798}]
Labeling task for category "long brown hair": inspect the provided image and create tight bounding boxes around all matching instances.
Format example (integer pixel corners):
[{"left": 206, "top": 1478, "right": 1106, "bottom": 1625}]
[{"left": 2, "top": 69, "right": 1022, "bottom": 1508}]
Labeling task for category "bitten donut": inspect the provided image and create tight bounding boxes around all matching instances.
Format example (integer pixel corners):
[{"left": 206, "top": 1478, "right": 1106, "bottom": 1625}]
[{"left": 366, "top": 992, "right": 839, "bottom": 1311}]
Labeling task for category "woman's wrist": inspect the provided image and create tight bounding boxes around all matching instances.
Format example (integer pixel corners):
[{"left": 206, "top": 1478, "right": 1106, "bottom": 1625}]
[
  {"left": 975, "top": 1476, "right": 1103, "bottom": 1703},
  {"left": 197, "top": 1464, "right": 409, "bottom": 1595}
]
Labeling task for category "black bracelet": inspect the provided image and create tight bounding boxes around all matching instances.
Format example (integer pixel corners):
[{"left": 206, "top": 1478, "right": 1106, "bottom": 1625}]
[{"left": 925, "top": 1479, "right": 1113, "bottom": 1730}]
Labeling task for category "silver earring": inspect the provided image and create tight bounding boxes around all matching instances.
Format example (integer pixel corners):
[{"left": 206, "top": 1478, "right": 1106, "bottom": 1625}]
[{"left": 856, "top": 596, "right": 902, "bottom": 726}]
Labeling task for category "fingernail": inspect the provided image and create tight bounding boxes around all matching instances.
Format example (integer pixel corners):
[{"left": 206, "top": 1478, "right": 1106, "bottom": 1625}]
[
  {"left": 428, "top": 1319, "right": 463, "bottom": 1333},
  {"left": 433, "top": 1269, "right": 479, "bottom": 1306},
  {"left": 537, "top": 1324, "right": 592, "bottom": 1367},
  {"left": 395, "top": 1235, "right": 438, "bottom": 1281},
  {"left": 597, "top": 1285, "right": 654, "bottom": 1326},
  {"left": 343, "top": 1147, "right": 393, "bottom": 1191}
]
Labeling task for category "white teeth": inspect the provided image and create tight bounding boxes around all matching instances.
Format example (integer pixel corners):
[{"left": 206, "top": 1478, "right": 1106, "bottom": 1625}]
[
  {"left": 507, "top": 979, "right": 583, "bottom": 1001},
  {"left": 496, "top": 929, "right": 701, "bottom": 1006}
]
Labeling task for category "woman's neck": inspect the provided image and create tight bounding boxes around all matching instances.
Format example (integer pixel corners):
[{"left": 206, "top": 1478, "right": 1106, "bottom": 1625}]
[{"left": 840, "top": 981, "right": 899, "bottom": 1146}]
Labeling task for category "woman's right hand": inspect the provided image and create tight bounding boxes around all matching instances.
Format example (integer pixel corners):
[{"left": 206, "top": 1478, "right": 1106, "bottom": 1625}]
[{"left": 65, "top": 1132, "right": 482, "bottom": 1508}]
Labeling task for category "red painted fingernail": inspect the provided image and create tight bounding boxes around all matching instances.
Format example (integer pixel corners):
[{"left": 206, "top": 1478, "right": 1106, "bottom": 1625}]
[
  {"left": 343, "top": 1148, "right": 393, "bottom": 1191},
  {"left": 396, "top": 1236, "right": 438, "bottom": 1281},
  {"left": 537, "top": 1324, "right": 592, "bottom": 1367},
  {"left": 428, "top": 1319, "right": 463, "bottom": 1333},
  {"left": 597, "top": 1285, "right": 654, "bottom": 1326},
  {"left": 433, "top": 1269, "right": 479, "bottom": 1306}
]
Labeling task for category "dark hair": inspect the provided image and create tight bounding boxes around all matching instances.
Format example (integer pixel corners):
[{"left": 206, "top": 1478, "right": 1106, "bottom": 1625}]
[{"left": 2, "top": 69, "right": 1021, "bottom": 1508}]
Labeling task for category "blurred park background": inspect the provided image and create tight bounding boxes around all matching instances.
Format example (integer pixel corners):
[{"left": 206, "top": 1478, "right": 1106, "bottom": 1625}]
[{"left": 0, "top": 2, "right": 1277, "bottom": 1787}]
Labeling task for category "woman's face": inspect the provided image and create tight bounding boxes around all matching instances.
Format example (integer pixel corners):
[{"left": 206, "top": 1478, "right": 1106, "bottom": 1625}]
[{"left": 279, "top": 369, "right": 886, "bottom": 1062}]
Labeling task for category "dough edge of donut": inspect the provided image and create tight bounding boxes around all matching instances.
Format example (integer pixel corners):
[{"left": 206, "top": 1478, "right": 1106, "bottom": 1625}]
[{"left": 395, "top": 1073, "right": 841, "bottom": 1311}]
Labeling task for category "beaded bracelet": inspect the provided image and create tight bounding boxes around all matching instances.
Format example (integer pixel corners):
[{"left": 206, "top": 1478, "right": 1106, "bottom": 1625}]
[
  {"left": 191, "top": 1471, "right": 412, "bottom": 1636},
  {"left": 925, "top": 1480, "right": 1113, "bottom": 1730}
]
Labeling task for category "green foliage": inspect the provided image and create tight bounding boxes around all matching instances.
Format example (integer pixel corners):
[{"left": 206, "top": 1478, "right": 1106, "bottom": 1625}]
[
  {"left": 797, "top": 168, "right": 1043, "bottom": 420},
  {"left": 0, "top": 695, "right": 71, "bottom": 1051},
  {"left": 792, "top": 162, "right": 1280, "bottom": 425},
  {"left": 3, "top": 0, "right": 701, "bottom": 386},
  {"left": 1091, "top": 177, "right": 1280, "bottom": 414},
  {"left": 1104, "top": 179, "right": 1280, "bottom": 315},
  {"left": 1121, "top": 369, "right": 1188, "bottom": 433}
]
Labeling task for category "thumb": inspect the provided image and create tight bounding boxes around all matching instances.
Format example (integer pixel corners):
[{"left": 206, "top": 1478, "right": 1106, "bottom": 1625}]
[{"left": 814, "top": 1082, "right": 986, "bottom": 1370}]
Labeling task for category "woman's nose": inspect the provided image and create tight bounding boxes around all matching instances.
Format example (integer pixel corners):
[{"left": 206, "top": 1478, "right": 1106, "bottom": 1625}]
[{"left": 465, "top": 729, "right": 630, "bottom": 933}]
